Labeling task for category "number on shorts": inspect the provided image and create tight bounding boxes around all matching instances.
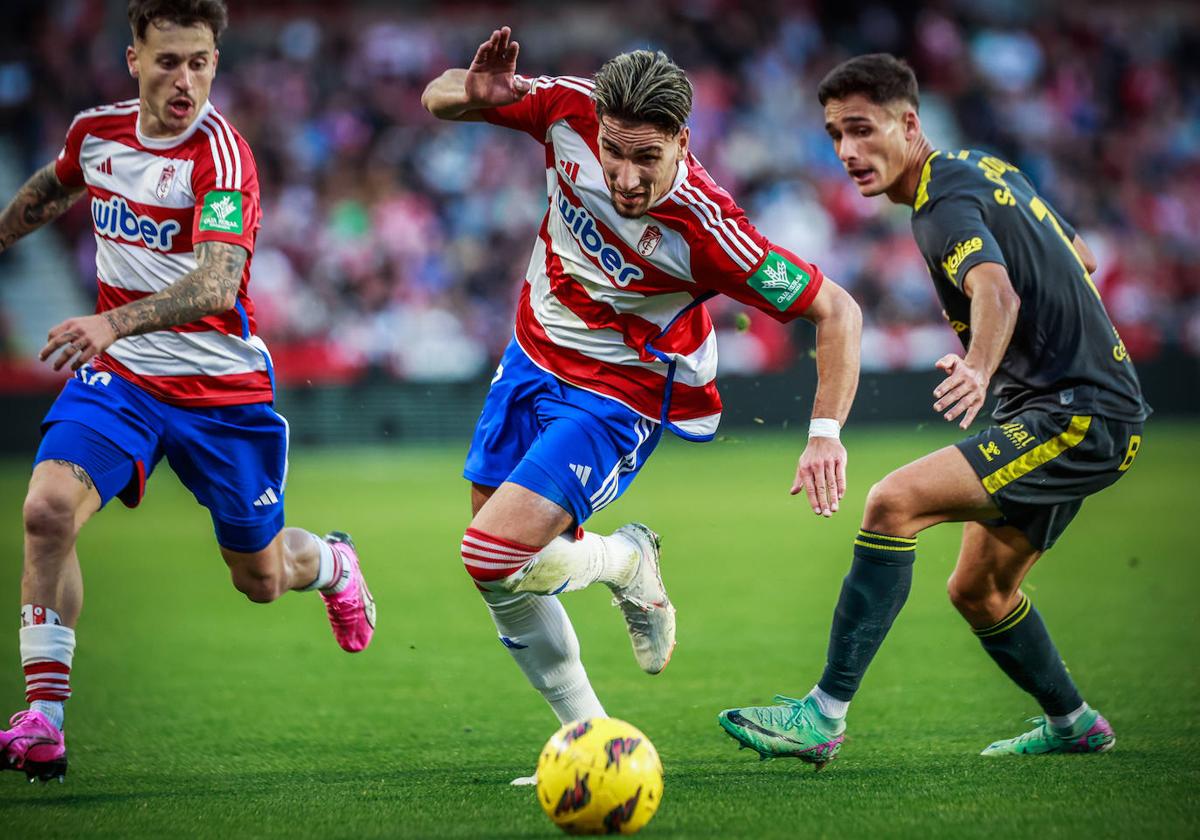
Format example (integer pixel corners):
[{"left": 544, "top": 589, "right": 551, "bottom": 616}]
[{"left": 1118, "top": 434, "right": 1141, "bottom": 472}]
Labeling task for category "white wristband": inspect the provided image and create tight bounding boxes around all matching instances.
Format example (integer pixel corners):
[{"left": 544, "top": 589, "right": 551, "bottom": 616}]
[{"left": 808, "top": 418, "right": 841, "bottom": 440}]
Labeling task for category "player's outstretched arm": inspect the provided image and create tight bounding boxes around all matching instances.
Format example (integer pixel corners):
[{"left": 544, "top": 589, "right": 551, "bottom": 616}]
[
  {"left": 0, "top": 163, "right": 84, "bottom": 256},
  {"left": 792, "top": 279, "right": 862, "bottom": 517},
  {"left": 40, "top": 241, "right": 248, "bottom": 371},
  {"left": 932, "top": 261, "right": 1020, "bottom": 430},
  {"left": 421, "top": 25, "right": 530, "bottom": 120}
]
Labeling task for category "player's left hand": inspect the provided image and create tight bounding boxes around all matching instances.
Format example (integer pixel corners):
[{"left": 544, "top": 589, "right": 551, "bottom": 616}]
[
  {"left": 933, "top": 353, "right": 988, "bottom": 429},
  {"left": 792, "top": 435, "right": 847, "bottom": 518},
  {"left": 40, "top": 314, "right": 118, "bottom": 371}
]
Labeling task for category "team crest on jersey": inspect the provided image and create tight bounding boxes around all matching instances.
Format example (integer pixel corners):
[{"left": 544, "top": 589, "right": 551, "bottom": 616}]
[
  {"left": 637, "top": 225, "right": 662, "bottom": 257},
  {"left": 155, "top": 164, "right": 176, "bottom": 200}
]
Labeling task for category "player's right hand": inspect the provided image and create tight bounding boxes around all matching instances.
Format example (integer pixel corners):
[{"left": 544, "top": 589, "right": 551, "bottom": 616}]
[
  {"left": 792, "top": 435, "right": 847, "bottom": 518},
  {"left": 465, "top": 26, "right": 530, "bottom": 108},
  {"left": 40, "top": 313, "right": 117, "bottom": 372},
  {"left": 933, "top": 353, "right": 988, "bottom": 429}
]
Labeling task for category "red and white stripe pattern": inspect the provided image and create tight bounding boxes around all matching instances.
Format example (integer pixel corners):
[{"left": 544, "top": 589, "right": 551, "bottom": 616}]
[
  {"left": 461, "top": 528, "right": 538, "bottom": 590},
  {"left": 55, "top": 99, "right": 271, "bottom": 407},
  {"left": 24, "top": 661, "right": 71, "bottom": 703},
  {"left": 482, "top": 77, "right": 823, "bottom": 440},
  {"left": 19, "top": 614, "right": 75, "bottom": 703}
]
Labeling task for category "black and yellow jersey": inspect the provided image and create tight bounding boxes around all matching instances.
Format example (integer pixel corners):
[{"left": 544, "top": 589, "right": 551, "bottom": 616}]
[{"left": 910, "top": 149, "right": 1150, "bottom": 423}]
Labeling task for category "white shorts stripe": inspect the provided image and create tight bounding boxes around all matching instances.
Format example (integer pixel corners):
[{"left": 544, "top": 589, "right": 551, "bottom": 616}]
[{"left": 589, "top": 418, "right": 653, "bottom": 513}]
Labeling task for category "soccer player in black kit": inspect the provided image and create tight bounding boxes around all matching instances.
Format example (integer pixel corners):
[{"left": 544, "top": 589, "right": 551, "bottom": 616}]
[{"left": 718, "top": 54, "right": 1151, "bottom": 765}]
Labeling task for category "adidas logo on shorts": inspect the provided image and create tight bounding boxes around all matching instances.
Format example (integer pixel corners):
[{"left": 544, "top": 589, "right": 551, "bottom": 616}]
[{"left": 253, "top": 488, "right": 280, "bottom": 507}]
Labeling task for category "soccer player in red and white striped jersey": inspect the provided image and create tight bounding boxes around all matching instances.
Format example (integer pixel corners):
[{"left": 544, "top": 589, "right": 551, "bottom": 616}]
[
  {"left": 0, "top": 1, "right": 375, "bottom": 783},
  {"left": 423, "top": 28, "right": 862, "bottom": 759}
]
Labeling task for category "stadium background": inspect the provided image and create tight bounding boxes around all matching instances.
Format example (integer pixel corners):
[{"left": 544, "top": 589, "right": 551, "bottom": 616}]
[{"left": 0, "top": 0, "right": 1197, "bottom": 449}]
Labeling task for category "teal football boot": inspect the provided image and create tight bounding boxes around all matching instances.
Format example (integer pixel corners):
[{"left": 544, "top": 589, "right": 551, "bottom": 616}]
[
  {"left": 718, "top": 695, "right": 845, "bottom": 770},
  {"left": 981, "top": 709, "right": 1115, "bottom": 756}
]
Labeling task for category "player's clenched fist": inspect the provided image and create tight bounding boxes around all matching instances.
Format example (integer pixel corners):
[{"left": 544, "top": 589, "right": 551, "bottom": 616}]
[
  {"left": 40, "top": 314, "right": 118, "bottom": 371},
  {"left": 465, "top": 26, "right": 530, "bottom": 108},
  {"left": 792, "top": 436, "right": 848, "bottom": 517}
]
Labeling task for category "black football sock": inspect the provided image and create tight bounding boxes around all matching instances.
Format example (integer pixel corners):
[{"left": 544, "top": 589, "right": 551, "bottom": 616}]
[
  {"left": 973, "top": 593, "right": 1084, "bottom": 717},
  {"left": 817, "top": 530, "right": 917, "bottom": 702}
]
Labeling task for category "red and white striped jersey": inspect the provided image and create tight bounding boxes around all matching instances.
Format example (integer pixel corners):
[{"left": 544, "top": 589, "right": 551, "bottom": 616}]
[
  {"left": 482, "top": 76, "right": 825, "bottom": 440},
  {"left": 55, "top": 98, "right": 270, "bottom": 406}
]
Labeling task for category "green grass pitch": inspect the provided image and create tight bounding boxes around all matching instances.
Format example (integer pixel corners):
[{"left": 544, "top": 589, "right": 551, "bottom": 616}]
[{"left": 1, "top": 423, "right": 1197, "bottom": 837}]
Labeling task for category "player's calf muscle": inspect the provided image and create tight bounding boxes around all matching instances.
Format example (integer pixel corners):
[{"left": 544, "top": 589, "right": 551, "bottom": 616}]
[{"left": 947, "top": 578, "right": 1021, "bottom": 626}]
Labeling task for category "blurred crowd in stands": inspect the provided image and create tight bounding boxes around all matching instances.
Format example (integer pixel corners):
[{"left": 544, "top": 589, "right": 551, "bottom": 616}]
[{"left": 2, "top": 0, "right": 1198, "bottom": 384}]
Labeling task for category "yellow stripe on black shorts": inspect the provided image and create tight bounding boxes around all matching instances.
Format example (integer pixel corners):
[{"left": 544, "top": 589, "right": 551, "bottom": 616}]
[{"left": 981, "top": 415, "right": 1092, "bottom": 495}]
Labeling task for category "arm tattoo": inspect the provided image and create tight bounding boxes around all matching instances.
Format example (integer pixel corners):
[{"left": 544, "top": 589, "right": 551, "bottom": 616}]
[
  {"left": 52, "top": 459, "right": 95, "bottom": 491},
  {"left": 103, "top": 241, "right": 248, "bottom": 339},
  {"left": 0, "top": 163, "right": 83, "bottom": 254}
]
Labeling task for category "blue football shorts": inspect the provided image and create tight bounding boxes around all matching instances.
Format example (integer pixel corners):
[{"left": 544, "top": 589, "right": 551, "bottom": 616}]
[
  {"left": 35, "top": 366, "right": 289, "bottom": 553},
  {"left": 464, "top": 338, "right": 662, "bottom": 526}
]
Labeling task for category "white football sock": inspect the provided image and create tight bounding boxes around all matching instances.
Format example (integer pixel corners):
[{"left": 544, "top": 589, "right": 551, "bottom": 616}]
[
  {"left": 1047, "top": 702, "right": 1089, "bottom": 733},
  {"left": 808, "top": 685, "right": 850, "bottom": 720},
  {"left": 301, "top": 533, "right": 343, "bottom": 592},
  {"left": 31, "top": 700, "right": 65, "bottom": 730},
  {"left": 482, "top": 589, "right": 606, "bottom": 724},
  {"left": 509, "top": 531, "right": 640, "bottom": 595}
]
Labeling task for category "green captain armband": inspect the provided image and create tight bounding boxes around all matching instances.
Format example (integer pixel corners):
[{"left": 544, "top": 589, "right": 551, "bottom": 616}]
[{"left": 748, "top": 250, "right": 812, "bottom": 312}]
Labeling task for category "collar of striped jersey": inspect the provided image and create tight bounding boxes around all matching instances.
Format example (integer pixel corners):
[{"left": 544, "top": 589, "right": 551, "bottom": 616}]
[
  {"left": 648, "top": 160, "right": 689, "bottom": 211},
  {"left": 136, "top": 99, "right": 215, "bottom": 150}
]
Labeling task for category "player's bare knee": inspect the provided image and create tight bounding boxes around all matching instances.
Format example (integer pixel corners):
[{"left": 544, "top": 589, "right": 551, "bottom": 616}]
[
  {"left": 22, "top": 490, "right": 78, "bottom": 546},
  {"left": 862, "top": 479, "right": 912, "bottom": 534}
]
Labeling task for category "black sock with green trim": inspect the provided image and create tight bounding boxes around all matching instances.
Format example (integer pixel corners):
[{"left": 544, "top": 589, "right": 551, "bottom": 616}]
[
  {"left": 974, "top": 593, "right": 1084, "bottom": 716},
  {"left": 817, "top": 529, "right": 917, "bottom": 702}
]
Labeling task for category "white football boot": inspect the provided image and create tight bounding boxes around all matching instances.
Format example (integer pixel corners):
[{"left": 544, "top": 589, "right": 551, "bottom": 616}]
[{"left": 610, "top": 523, "right": 676, "bottom": 674}]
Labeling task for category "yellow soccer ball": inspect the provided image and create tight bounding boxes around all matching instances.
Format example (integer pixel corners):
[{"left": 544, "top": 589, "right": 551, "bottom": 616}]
[{"left": 535, "top": 717, "right": 664, "bottom": 835}]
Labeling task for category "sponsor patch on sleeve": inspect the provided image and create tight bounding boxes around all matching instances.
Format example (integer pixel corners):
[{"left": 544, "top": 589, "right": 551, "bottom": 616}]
[
  {"left": 198, "top": 190, "right": 244, "bottom": 234},
  {"left": 747, "top": 251, "right": 812, "bottom": 311}
]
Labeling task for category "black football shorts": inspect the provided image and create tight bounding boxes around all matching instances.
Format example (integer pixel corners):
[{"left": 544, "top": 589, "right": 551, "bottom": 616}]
[{"left": 956, "top": 410, "right": 1143, "bottom": 550}]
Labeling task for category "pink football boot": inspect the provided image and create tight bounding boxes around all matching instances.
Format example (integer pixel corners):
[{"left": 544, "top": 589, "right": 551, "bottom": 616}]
[
  {"left": 1, "top": 710, "right": 67, "bottom": 782},
  {"left": 321, "top": 532, "right": 376, "bottom": 652}
]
